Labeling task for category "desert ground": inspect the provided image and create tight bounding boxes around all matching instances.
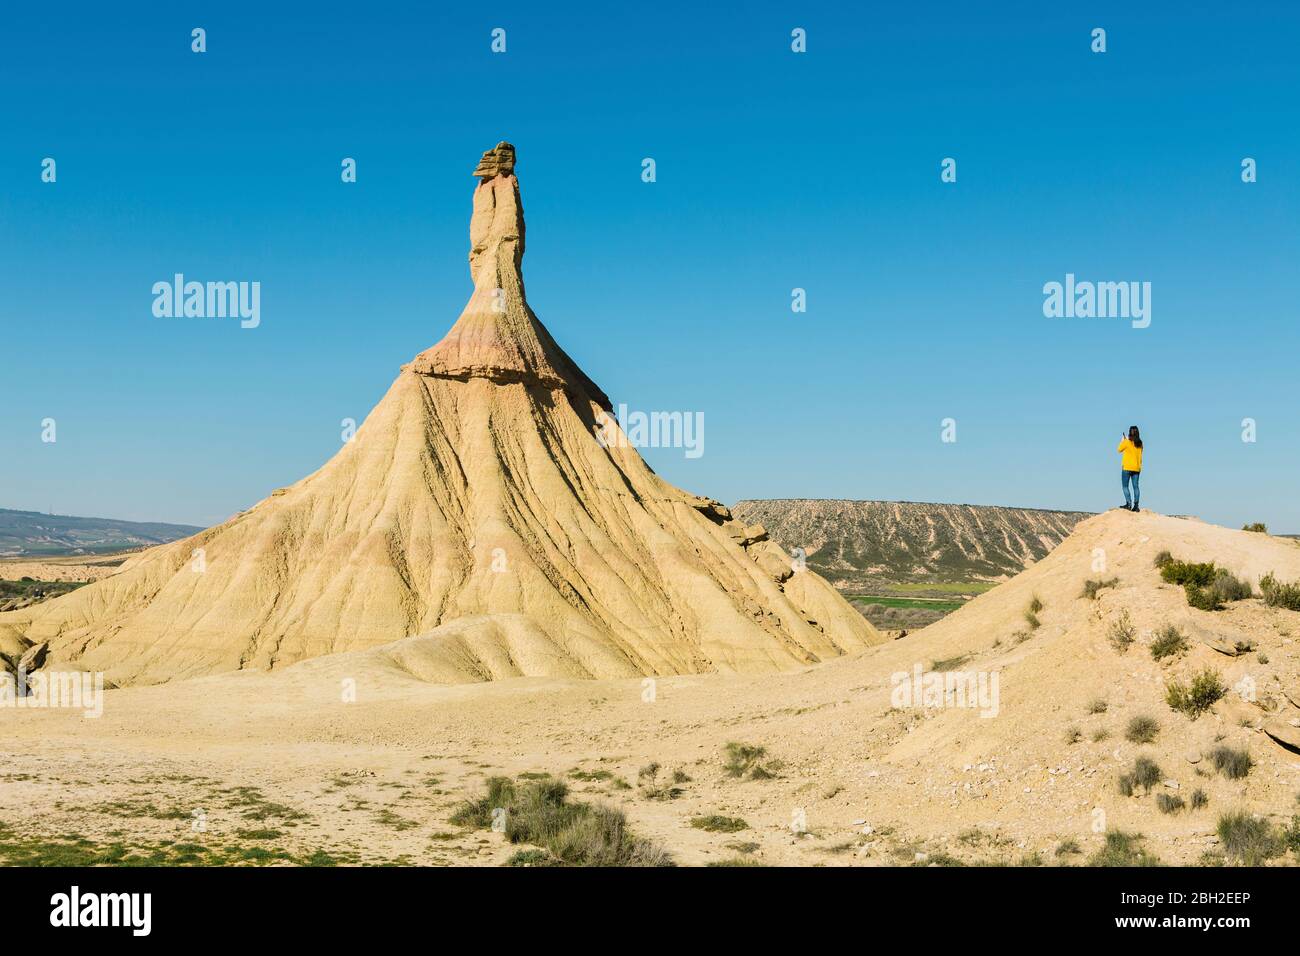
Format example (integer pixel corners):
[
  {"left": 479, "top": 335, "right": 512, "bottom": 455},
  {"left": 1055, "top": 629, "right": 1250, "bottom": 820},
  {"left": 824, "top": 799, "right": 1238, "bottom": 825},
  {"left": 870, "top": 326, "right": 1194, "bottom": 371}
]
[{"left": 3, "top": 509, "right": 1299, "bottom": 866}]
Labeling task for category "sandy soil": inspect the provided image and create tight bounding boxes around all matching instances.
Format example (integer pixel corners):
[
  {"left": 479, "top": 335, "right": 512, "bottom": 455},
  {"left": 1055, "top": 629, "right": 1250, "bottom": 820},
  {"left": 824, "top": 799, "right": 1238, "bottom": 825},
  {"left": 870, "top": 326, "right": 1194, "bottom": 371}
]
[
  {"left": 0, "top": 553, "right": 129, "bottom": 583},
  {"left": 3, "top": 510, "right": 1299, "bottom": 866}
]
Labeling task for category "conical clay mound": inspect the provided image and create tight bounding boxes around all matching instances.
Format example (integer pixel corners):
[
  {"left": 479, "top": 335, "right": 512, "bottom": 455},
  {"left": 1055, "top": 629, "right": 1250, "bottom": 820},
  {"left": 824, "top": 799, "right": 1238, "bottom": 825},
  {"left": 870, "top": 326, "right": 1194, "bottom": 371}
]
[{"left": 0, "top": 143, "right": 882, "bottom": 685}]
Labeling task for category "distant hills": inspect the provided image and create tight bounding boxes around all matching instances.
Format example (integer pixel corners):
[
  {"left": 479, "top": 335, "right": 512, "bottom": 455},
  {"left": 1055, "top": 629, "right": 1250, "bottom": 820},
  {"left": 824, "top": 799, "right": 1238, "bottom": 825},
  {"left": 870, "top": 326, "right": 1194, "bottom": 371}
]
[
  {"left": 731, "top": 499, "right": 1093, "bottom": 589},
  {"left": 0, "top": 508, "right": 203, "bottom": 556}
]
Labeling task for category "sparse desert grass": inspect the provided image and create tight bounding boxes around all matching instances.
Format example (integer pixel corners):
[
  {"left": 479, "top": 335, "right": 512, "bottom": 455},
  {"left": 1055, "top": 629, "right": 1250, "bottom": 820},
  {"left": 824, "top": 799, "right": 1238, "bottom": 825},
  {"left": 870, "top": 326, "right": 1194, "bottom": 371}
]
[
  {"left": 449, "top": 776, "right": 671, "bottom": 867},
  {"left": 1055, "top": 839, "right": 1081, "bottom": 857},
  {"left": 1064, "top": 726, "right": 1082, "bottom": 745},
  {"left": 1166, "top": 669, "right": 1226, "bottom": 719},
  {"left": 1088, "top": 830, "right": 1161, "bottom": 867},
  {"left": 374, "top": 808, "right": 418, "bottom": 831},
  {"left": 706, "top": 857, "right": 765, "bottom": 866},
  {"left": 1125, "top": 715, "right": 1160, "bottom": 744},
  {"left": 724, "top": 841, "right": 760, "bottom": 855},
  {"left": 690, "top": 815, "right": 748, "bottom": 833},
  {"left": 956, "top": 828, "right": 1012, "bottom": 849},
  {"left": 1118, "top": 756, "right": 1162, "bottom": 797},
  {"left": 505, "top": 849, "right": 556, "bottom": 867},
  {"left": 1023, "top": 596, "right": 1042, "bottom": 629},
  {"left": 0, "top": 821, "right": 349, "bottom": 867},
  {"left": 637, "top": 763, "right": 684, "bottom": 801},
  {"left": 234, "top": 828, "right": 282, "bottom": 840},
  {"left": 1284, "top": 817, "right": 1300, "bottom": 855},
  {"left": 1190, "top": 788, "right": 1209, "bottom": 810},
  {"left": 1153, "top": 550, "right": 1173, "bottom": 569},
  {"left": 1149, "top": 625, "right": 1188, "bottom": 661},
  {"left": 931, "top": 653, "right": 971, "bottom": 672},
  {"left": 1081, "top": 577, "right": 1119, "bottom": 600},
  {"left": 568, "top": 768, "right": 614, "bottom": 783},
  {"left": 722, "top": 742, "right": 776, "bottom": 780},
  {"left": 1155, "top": 793, "right": 1185, "bottom": 814},
  {"left": 1208, "top": 745, "right": 1253, "bottom": 780},
  {"left": 1216, "top": 811, "right": 1282, "bottom": 865},
  {"left": 1260, "top": 572, "right": 1300, "bottom": 611},
  {"left": 1092, "top": 728, "right": 1111, "bottom": 742},
  {"left": 1087, "top": 697, "right": 1108, "bottom": 714},
  {"left": 1107, "top": 611, "right": 1136, "bottom": 653}
]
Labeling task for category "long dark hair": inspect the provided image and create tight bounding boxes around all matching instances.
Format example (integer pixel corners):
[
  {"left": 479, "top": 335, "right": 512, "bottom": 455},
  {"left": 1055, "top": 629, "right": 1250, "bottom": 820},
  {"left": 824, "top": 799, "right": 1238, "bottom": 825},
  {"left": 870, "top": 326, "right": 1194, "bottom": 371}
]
[{"left": 1128, "top": 425, "right": 1143, "bottom": 449}]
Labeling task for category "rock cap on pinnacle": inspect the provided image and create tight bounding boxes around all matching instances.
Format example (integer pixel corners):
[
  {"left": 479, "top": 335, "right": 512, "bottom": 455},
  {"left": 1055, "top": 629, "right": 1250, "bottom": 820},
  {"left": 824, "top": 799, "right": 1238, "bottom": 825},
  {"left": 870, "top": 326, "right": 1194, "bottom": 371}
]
[{"left": 407, "top": 142, "right": 609, "bottom": 409}]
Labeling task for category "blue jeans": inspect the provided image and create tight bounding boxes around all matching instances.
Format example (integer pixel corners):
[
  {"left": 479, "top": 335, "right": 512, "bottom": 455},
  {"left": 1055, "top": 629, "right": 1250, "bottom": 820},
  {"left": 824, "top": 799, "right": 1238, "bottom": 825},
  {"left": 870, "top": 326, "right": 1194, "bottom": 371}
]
[{"left": 1122, "top": 470, "right": 1140, "bottom": 507}]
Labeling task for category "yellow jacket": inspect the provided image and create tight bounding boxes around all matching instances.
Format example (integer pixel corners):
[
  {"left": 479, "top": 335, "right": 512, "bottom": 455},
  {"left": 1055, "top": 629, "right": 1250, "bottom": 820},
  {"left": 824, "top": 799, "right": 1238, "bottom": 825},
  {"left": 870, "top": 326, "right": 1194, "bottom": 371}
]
[{"left": 1118, "top": 439, "right": 1142, "bottom": 472}]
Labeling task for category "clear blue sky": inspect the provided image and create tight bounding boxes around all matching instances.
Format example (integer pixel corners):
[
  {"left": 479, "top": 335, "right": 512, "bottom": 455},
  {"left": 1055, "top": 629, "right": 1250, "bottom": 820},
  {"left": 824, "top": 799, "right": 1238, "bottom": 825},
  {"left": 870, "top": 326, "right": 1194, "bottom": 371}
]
[{"left": 2, "top": 1, "right": 1297, "bottom": 531}]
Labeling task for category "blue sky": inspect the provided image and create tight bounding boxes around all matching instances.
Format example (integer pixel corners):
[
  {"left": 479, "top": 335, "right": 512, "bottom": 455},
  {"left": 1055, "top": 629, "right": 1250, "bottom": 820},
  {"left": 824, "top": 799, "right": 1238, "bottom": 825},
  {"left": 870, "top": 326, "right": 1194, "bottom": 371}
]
[{"left": 2, "top": 1, "right": 1297, "bottom": 530}]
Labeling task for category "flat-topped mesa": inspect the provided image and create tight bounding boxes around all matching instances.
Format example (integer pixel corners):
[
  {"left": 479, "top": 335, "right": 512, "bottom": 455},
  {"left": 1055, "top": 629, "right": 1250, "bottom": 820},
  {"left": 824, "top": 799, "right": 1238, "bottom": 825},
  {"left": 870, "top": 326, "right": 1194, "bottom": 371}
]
[{"left": 408, "top": 142, "right": 609, "bottom": 409}]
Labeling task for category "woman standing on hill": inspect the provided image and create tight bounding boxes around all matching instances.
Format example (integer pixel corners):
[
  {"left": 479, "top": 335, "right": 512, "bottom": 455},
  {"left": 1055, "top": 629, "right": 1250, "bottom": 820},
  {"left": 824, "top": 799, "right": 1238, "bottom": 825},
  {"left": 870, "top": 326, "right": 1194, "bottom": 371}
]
[{"left": 1118, "top": 426, "right": 1143, "bottom": 512}]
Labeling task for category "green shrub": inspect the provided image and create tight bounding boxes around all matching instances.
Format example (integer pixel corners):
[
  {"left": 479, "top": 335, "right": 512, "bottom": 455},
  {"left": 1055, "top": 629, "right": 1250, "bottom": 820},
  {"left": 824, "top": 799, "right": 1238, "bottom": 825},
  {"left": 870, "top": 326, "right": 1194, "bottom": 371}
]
[
  {"left": 1208, "top": 568, "right": 1252, "bottom": 604},
  {"left": 1190, "top": 788, "right": 1209, "bottom": 810},
  {"left": 1216, "top": 811, "right": 1282, "bottom": 865},
  {"left": 1107, "top": 611, "right": 1136, "bottom": 653},
  {"left": 690, "top": 815, "right": 748, "bottom": 833},
  {"left": 1081, "top": 577, "right": 1119, "bottom": 600},
  {"left": 1028, "top": 595, "right": 1044, "bottom": 614},
  {"left": 449, "top": 776, "right": 670, "bottom": 866},
  {"left": 1087, "top": 698, "right": 1109, "bottom": 714},
  {"left": 449, "top": 776, "right": 516, "bottom": 828},
  {"left": 723, "top": 742, "right": 773, "bottom": 780},
  {"left": 1125, "top": 715, "right": 1160, "bottom": 744},
  {"left": 1024, "top": 609, "right": 1041, "bottom": 630},
  {"left": 1242, "top": 523, "right": 1267, "bottom": 533},
  {"left": 1161, "top": 559, "right": 1217, "bottom": 587},
  {"left": 1283, "top": 816, "right": 1300, "bottom": 854},
  {"left": 1087, "top": 830, "right": 1161, "bottom": 866},
  {"left": 1208, "top": 745, "right": 1252, "bottom": 780},
  {"left": 1166, "top": 669, "right": 1226, "bottom": 719},
  {"left": 1260, "top": 573, "right": 1300, "bottom": 611},
  {"left": 1184, "top": 584, "right": 1222, "bottom": 611},
  {"left": 1149, "top": 625, "right": 1187, "bottom": 661}
]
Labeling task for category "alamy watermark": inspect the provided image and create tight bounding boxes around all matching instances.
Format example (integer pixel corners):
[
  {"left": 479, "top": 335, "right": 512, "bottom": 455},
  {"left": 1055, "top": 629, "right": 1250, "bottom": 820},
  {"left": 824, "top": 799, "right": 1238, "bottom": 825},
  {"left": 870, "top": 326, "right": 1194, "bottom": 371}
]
[
  {"left": 1042, "top": 273, "right": 1150, "bottom": 329},
  {"left": 1, "top": 668, "right": 104, "bottom": 718},
  {"left": 152, "top": 274, "right": 260, "bottom": 329},
  {"left": 891, "top": 662, "right": 999, "bottom": 718},
  {"left": 594, "top": 404, "right": 704, "bottom": 459}
]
